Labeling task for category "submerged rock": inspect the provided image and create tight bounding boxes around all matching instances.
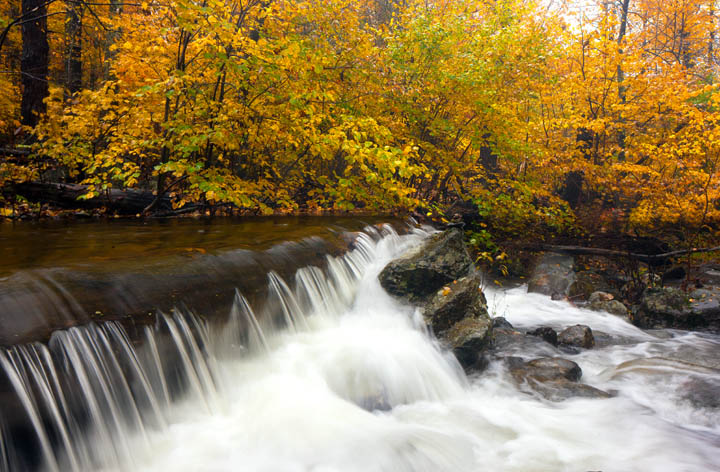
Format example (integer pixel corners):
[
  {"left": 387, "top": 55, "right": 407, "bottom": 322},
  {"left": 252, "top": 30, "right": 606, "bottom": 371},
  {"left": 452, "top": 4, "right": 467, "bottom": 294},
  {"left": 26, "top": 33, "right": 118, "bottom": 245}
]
[
  {"left": 527, "top": 327, "right": 558, "bottom": 346},
  {"left": 679, "top": 377, "right": 720, "bottom": 409},
  {"left": 558, "top": 324, "right": 595, "bottom": 349},
  {"left": 592, "top": 330, "right": 642, "bottom": 348},
  {"left": 507, "top": 356, "right": 611, "bottom": 401},
  {"left": 378, "top": 229, "right": 474, "bottom": 303},
  {"left": 525, "top": 379, "right": 612, "bottom": 402},
  {"left": 423, "top": 273, "right": 488, "bottom": 335},
  {"left": 491, "top": 328, "right": 561, "bottom": 358},
  {"left": 527, "top": 253, "right": 575, "bottom": 298},
  {"left": 514, "top": 357, "right": 583, "bottom": 382}
]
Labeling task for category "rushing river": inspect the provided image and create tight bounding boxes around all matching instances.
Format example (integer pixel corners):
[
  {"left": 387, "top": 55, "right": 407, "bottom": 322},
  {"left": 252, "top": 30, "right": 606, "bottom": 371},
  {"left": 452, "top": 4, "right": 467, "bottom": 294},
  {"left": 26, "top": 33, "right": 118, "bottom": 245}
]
[{"left": 1, "top": 222, "right": 719, "bottom": 471}]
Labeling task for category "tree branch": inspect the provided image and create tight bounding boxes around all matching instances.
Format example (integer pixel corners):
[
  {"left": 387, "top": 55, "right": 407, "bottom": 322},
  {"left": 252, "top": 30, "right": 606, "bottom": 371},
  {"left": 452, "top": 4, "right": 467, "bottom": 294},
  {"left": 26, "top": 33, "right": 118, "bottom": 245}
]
[{"left": 525, "top": 244, "right": 720, "bottom": 263}]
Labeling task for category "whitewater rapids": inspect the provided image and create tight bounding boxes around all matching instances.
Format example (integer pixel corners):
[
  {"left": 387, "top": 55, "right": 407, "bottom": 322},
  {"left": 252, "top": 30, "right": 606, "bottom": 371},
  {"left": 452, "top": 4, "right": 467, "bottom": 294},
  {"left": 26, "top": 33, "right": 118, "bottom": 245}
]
[{"left": 3, "top": 225, "right": 719, "bottom": 472}]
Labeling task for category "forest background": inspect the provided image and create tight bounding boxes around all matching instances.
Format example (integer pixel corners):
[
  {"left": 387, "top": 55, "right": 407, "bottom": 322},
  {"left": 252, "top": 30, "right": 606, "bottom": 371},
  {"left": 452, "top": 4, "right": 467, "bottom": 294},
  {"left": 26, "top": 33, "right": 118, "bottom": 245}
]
[{"left": 1, "top": 0, "right": 719, "bottom": 270}]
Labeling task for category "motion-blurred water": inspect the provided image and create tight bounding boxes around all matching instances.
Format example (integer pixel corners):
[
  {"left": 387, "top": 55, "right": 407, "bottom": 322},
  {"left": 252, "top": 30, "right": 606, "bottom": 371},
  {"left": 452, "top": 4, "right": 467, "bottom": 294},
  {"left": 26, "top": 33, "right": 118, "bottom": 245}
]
[{"left": 1, "top": 222, "right": 719, "bottom": 471}]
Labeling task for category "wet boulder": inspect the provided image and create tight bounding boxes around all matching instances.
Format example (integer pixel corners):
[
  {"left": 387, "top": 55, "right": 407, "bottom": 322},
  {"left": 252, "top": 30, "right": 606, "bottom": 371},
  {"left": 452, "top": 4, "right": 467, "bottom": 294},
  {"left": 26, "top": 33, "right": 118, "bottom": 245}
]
[
  {"left": 491, "top": 317, "right": 514, "bottom": 329},
  {"left": 507, "top": 356, "right": 611, "bottom": 401},
  {"left": 513, "top": 357, "right": 583, "bottom": 382},
  {"left": 378, "top": 229, "right": 474, "bottom": 303},
  {"left": 445, "top": 317, "right": 493, "bottom": 371},
  {"left": 490, "top": 328, "right": 561, "bottom": 358},
  {"left": 527, "top": 327, "right": 558, "bottom": 346},
  {"left": 588, "top": 291, "right": 629, "bottom": 318},
  {"left": 558, "top": 324, "right": 595, "bottom": 349},
  {"left": 527, "top": 253, "right": 575, "bottom": 298},
  {"left": 635, "top": 286, "right": 720, "bottom": 330},
  {"left": 423, "top": 273, "right": 488, "bottom": 335},
  {"left": 688, "top": 287, "right": 720, "bottom": 330},
  {"left": 633, "top": 287, "right": 694, "bottom": 330},
  {"left": 445, "top": 317, "right": 493, "bottom": 351}
]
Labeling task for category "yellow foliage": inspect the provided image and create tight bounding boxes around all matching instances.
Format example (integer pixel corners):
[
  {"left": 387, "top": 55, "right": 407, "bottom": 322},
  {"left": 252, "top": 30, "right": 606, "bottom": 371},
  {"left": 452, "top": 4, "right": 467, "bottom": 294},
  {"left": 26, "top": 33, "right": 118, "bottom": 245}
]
[{"left": 0, "top": 0, "right": 717, "bottom": 234}]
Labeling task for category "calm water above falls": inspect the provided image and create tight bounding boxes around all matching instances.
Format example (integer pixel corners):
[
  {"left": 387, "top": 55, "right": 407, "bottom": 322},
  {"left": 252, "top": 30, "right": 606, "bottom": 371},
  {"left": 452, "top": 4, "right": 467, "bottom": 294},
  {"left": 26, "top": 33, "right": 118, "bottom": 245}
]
[{"left": 1, "top": 223, "right": 719, "bottom": 471}]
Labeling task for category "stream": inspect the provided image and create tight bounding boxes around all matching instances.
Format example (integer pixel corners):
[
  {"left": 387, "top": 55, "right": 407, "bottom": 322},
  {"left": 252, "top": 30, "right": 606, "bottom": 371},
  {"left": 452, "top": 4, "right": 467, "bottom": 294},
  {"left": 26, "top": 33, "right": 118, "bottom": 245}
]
[{"left": 0, "top": 220, "right": 719, "bottom": 471}]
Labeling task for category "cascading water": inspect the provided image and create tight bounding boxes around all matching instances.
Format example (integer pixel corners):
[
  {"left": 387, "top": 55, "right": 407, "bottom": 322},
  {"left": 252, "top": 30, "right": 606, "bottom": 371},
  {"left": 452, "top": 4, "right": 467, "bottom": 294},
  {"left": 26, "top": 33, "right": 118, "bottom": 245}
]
[{"left": 1, "top": 223, "right": 719, "bottom": 471}]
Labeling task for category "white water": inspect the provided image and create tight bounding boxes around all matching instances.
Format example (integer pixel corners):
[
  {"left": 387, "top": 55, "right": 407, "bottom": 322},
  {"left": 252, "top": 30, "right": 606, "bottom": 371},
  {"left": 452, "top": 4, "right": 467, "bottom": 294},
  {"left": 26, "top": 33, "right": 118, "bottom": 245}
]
[{"left": 2, "top": 225, "right": 720, "bottom": 471}]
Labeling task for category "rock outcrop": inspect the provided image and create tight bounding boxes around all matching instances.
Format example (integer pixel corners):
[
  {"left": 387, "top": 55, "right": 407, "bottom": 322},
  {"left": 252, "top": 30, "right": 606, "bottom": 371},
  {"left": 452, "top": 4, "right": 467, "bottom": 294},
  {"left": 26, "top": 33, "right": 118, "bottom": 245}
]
[
  {"left": 378, "top": 229, "right": 491, "bottom": 371},
  {"left": 633, "top": 286, "right": 720, "bottom": 331},
  {"left": 445, "top": 317, "right": 493, "bottom": 371},
  {"left": 378, "top": 229, "right": 474, "bottom": 303},
  {"left": 422, "top": 274, "right": 488, "bottom": 335}
]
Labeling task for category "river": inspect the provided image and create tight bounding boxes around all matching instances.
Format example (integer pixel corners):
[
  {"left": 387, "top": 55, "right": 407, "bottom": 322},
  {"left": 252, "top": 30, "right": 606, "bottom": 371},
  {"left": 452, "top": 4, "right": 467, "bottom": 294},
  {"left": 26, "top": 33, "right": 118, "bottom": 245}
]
[{"left": 0, "top": 220, "right": 718, "bottom": 471}]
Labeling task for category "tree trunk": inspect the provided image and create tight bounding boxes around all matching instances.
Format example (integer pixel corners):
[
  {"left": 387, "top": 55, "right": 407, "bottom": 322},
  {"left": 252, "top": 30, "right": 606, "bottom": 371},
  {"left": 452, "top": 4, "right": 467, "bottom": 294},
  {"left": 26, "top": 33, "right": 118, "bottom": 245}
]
[
  {"left": 616, "top": 0, "right": 630, "bottom": 162},
  {"left": 65, "top": 0, "right": 83, "bottom": 95},
  {"left": 20, "top": 0, "right": 50, "bottom": 127},
  {"left": 105, "top": 0, "right": 122, "bottom": 79},
  {"left": 526, "top": 243, "right": 720, "bottom": 263}
]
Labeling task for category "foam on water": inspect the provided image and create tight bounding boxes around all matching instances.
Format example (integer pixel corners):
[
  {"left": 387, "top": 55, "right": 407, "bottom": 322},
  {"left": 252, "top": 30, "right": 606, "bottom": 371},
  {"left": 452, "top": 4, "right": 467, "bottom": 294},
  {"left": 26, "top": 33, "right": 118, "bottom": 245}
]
[{"left": 2, "top": 225, "right": 720, "bottom": 472}]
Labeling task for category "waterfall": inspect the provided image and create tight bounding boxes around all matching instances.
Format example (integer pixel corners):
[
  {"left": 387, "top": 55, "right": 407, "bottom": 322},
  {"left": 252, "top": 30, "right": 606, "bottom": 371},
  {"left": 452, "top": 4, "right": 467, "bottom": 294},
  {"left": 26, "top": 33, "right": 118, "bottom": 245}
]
[
  {"left": 0, "top": 224, "right": 429, "bottom": 471},
  {"left": 0, "top": 222, "right": 719, "bottom": 472}
]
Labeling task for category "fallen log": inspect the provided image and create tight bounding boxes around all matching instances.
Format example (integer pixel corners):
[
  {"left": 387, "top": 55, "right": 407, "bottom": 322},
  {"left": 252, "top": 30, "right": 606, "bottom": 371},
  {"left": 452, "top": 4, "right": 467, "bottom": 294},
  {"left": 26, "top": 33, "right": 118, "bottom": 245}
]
[
  {"left": 0, "top": 147, "right": 31, "bottom": 157},
  {"left": 12, "top": 181, "right": 173, "bottom": 215},
  {"left": 526, "top": 244, "right": 720, "bottom": 263}
]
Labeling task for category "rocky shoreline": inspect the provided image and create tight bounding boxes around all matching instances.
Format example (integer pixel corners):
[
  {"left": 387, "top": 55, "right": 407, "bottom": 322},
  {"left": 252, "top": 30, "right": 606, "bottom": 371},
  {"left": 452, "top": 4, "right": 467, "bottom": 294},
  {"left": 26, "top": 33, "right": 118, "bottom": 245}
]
[{"left": 377, "top": 228, "right": 720, "bottom": 403}]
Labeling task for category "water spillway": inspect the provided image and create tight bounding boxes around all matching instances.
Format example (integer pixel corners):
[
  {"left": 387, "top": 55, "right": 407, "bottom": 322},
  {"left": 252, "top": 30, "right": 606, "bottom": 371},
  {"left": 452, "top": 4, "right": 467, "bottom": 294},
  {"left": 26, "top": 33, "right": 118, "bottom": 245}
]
[{"left": 0, "top": 220, "right": 719, "bottom": 471}]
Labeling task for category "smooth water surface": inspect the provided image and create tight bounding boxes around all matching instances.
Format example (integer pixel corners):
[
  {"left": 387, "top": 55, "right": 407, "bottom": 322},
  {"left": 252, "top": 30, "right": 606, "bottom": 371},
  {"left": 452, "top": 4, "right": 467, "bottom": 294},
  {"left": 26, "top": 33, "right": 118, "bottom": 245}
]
[{"left": 0, "top": 217, "right": 394, "bottom": 345}]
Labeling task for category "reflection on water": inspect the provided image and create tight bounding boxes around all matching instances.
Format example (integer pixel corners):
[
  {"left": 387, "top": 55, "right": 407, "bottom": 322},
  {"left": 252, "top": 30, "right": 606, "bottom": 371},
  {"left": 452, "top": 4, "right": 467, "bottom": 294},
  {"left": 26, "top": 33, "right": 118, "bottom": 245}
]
[
  {"left": 0, "top": 217, "right": 394, "bottom": 275},
  {"left": 0, "top": 217, "right": 398, "bottom": 346}
]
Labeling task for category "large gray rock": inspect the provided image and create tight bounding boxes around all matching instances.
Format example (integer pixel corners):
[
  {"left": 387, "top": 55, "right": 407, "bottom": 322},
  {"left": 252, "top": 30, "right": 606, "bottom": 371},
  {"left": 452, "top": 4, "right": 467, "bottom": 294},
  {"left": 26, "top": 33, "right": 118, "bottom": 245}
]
[
  {"left": 378, "top": 229, "right": 474, "bottom": 303},
  {"left": 633, "top": 287, "right": 697, "bottom": 329},
  {"left": 528, "top": 253, "right": 575, "bottom": 297},
  {"left": 635, "top": 286, "right": 720, "bottom": 330},
  {"left": 423, "top": 273, "right": 488, "bottom": 335},
  {"left": 688, "top": 287, "right": 720, "bottom": 330},
  {"left": 558, "top": 324, "right": 595, "bottom": 349}
]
